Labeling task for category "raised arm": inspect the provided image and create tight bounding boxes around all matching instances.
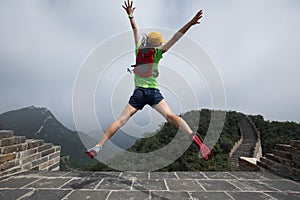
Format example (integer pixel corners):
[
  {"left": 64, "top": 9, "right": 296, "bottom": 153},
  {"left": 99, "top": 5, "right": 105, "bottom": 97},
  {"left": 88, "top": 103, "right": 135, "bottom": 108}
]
[
  {"left": 162, "top": 10, "right": 203, "bottom": 54},
  {"left": 122, "top": 0, "right": 140, "bottom": 45}
]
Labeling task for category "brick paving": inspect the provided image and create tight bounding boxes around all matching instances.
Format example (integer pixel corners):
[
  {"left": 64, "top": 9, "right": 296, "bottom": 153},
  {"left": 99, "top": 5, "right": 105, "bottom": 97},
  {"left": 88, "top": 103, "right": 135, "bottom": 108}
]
[{"left": 0, "top": 171, "right": 299, "bottom": 200}]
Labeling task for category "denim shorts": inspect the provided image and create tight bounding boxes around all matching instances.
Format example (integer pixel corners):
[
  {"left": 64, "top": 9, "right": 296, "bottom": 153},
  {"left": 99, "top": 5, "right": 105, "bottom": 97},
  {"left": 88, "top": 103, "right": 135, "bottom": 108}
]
[{"left": 129, "top": 87, "right": 164, "bottom": 110}]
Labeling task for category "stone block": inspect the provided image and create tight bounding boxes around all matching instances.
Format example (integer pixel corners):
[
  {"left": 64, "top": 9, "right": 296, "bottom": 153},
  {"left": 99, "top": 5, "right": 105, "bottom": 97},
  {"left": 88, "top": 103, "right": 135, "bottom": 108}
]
[
  {"left": 37, "top": 143, "right": 53, "bottom": 152},
  {"left": 51, "top": 165, "right": 59, "bottom": 171},
  {"left": 19, "top": 152, "right": 41, "bottom": 165},
  {"left": 120, "top": 172, "right": 148, "bottom": 180},
  {"left": 20, "top": 189, "right": 71, "bottom": 199},
  {"left": 228, "top": 192, "right": 273, "bottom": 200},
  {"left": 294, "top": 153, "right": 300, "bottom": 162},
  {"left": 200, "top": 180, "right": 240, "bottom": 191},
  {"left": 0, "top": 189, "right": 32, "bottom": 200},
  {"left": 290, "top": 140, "right": 300, "bottom": 150},
  {"left": 41, "top": 147, "right": 55, "bottom": 157},
  {"left": 267, "top": 153, "right": 300, "bottom": 169},
  {"left": 39, "top": 158, "right": 56, "bottom": 170},
  {"left": 48, "top": 161, "right": 60, "bottom": 171},
  {"left": 266, "top": 165, "right": 287, "bottom": 179},
  {"left": 176, "top": 171, "right": 206, "bottom": 179},
  {"left": 31, "top": 166, "right": 39, "bottom": 170},
  {"left": 62, "top": 177, "right": 101, "bottom": 190},
  {"left": 0, "top": 130, "right": 13, "bottom": 139},
  {"left": 132, "top": 179, "right": 166, "bottom": 191},
  {"left": 53, "top": 156, "right": 60, "bottom": 163},
  {"left": 97, "top": 179, "right": 132, "bottom": 190},
  {"left": 266, "top": 192, "right": 300, "bottom": 199},
  {"left": 0, "top": 153, "right": 16, "bottom": 164},
  {"left": 63, "top": 191, "right": 109, "bottom": 200},
  {"left": 0, "top": 136, "right": 26, "bottom": 147},
  {"left": 190, "top": 192, "right": 232, "bottom": 200},
  {"left": 0, "top": 143, "right": 27, "bottom": 154},
  {"left": 261, "top": 180, "right": 300, "bottom": 191},
  {"left": 39, "top": 157, "right": 60, "bottom": 171},
  {"left": 266, "top": 153, "right": 281, "bottom": 163},
  {"left": 0, "top": 177, "right": 38, "bottom": 188},
  {"left": 276, "top": 143, "right": 300, "bottom": 158},
  {"left": 166, "top": 179, "right": 204, "bottom": 191},
  {"left": 290, "top": 167, "right": 300, "bottom": 180},
  {"left": 26, "top": 139, "right": 44, "bottom": 149},
  {"left": 257, "top": 160, "right": 268, "bottom": 169},
  {"left": 238, "top": 157, "right": 260, "bottom": 171},
  {"left": 31, "top": 156, "right": 48, "bottom": 168},
  {"left": 0, "top": 166, "right": 21, "bottom": 177},
  {"left": 294, "top": 160, "right": 300, "bottom": 169},
  {"left": 16, "top": 148, "right": 39, "bottom": 159},
  {"left": 259, "top": 157, "right": 272, "bottom": 167},
  {"left": 203, "top": 172, "right": 235, "bottom": 179},
  {"left": 0, "top": 159, "right": 17, "bottom": 171},
  {"left": 151, "top": 191, "right": 191, "bottom": 200},
  {"left": 21, "top": 162, "right": 32, "bottom": 171},
  {"left": 260, "top": 157, "right": 300, "bottom": 180},
  {"left": 273, "top": 150, "right": 293, "bottom": 160},
  {"left": 275, "top": 144, "right": 294, "bottom": 152},
  {"left": 54, "top": 146, "right": 61, "bottom": 151},
  {"left": 150, "top": 172, "right": 178, "bottom": 180},
  {"left": 271, "top": 159, "right": 290, "bottom": 172},
  {"left": 49, "top": 151, "right": 60, "bottom": 160},
  {"left": 108, "top": 191, "right": 149, "bottom": 200}
]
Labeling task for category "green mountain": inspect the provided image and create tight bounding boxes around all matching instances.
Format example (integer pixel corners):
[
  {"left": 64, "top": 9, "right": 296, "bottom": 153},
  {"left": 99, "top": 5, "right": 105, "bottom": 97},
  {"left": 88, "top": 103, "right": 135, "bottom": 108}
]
[{"left": 0, "top": 106, "right": 96, "bottom": 170}]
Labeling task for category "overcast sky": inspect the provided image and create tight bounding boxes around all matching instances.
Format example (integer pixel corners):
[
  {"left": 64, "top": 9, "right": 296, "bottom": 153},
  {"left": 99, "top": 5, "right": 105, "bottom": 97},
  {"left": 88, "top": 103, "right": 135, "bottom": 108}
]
[{"left": 1, "top": 0, "right": 300, "bottom": 131}]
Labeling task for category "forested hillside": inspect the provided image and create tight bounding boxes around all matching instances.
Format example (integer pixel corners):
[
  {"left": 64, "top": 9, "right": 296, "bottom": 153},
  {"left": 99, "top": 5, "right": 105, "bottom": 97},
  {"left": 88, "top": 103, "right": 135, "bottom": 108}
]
[
  {"left": 86, "top": 110, "right": 300, "bottom": 172},
  {"left": 250, "top": 115, "right": 300, "bottom": 154},
  {"left": 0, "top": 106, "right": 96, "bottom": 170}
]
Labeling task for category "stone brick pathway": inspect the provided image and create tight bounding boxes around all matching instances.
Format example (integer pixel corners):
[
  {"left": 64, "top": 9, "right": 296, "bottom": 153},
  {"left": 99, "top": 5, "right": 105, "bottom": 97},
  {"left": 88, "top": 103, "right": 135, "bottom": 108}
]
[{"left": 0, "top": 171, "right": 299, "bottom": 199}]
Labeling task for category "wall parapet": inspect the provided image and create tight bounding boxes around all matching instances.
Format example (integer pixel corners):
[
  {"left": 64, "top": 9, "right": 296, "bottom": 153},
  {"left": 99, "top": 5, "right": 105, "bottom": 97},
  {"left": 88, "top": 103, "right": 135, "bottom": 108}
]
[
  {"left": 258, "top": 140, "right": 300, "bottom": 181},
  {"left": 0, "top": 130, "right": 61, "bottom": 176},
  {"left": 229, "top": 134, "right": 243, "bottom": 159},
  {"left": 245, "top": 115, "right": 262, "bottom": 160}
]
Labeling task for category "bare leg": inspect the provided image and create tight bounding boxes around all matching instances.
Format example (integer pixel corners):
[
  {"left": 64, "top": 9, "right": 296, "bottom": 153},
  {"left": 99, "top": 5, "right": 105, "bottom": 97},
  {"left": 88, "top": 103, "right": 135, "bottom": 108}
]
[
  {"left": 154, "top": 99, "right": 211, "bottom": 160},
  {"left": 153, "top": 99, "right": 193, "bottom": 135},
  {"left": 97, "top": 103, "right": 138, "bottom": 147}
]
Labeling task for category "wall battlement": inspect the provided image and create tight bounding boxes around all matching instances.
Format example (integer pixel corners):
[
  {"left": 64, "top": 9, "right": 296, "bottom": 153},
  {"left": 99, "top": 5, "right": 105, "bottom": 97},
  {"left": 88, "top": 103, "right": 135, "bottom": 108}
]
[
  {"left": 0, "top": 130, "right": 61, "bottom": 176},
  {"left": 258, "top": 140, "right": 300, "bottom": 181}
]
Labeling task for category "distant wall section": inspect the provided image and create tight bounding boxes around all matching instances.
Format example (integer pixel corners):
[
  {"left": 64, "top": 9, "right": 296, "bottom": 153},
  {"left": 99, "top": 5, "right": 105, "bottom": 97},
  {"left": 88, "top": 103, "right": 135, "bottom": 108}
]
[{"left": 0, "top": 130, "right": 61, "bottom": 176}]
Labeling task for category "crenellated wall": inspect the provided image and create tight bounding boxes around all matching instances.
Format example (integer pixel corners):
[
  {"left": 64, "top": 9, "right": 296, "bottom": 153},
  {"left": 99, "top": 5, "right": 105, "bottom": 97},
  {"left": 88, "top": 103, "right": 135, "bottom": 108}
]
[
  {"left": 0, "top": 130, "right": 61, "bottom": 176},
  {"left": 258, "top": 140, "right": 300, "bottom": 181}
]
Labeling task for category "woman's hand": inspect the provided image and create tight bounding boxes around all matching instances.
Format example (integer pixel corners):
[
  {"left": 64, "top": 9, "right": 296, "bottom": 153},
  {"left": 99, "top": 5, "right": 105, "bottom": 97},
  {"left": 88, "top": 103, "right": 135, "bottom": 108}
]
[
  {"left": 161, "top": 9, "right": 204, "bottom": 54},
  {"left": 122, "top": 0, "right": 139, "bottom": 45},
  {"left": 122, "top": 0, "right": 135, "bottom": 15},
  {"left": 189, "top": 10, "right": 203, "bottom": 26}
]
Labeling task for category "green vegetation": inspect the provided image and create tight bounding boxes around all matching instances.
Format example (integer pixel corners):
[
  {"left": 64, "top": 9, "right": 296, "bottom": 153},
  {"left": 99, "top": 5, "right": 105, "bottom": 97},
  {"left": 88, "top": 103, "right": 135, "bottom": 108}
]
[{"left": 85, "top": 109, "right": 243, "bottom": 171}]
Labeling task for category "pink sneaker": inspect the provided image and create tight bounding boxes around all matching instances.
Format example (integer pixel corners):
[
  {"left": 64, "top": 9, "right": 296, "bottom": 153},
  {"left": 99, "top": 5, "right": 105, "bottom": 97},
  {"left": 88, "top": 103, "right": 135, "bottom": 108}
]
[
  {"left": 85, "top": 145, "right": 102, "bottom": 159},
  {"left": 190, "top": 133, "right": 211, "bottom": 161}
]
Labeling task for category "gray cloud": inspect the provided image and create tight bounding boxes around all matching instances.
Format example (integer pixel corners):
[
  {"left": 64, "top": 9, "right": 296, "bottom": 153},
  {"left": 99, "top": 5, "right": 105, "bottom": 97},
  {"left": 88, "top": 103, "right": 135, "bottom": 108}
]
[{"left": 1, "top": 0, "right": 299, "bottom": 131}]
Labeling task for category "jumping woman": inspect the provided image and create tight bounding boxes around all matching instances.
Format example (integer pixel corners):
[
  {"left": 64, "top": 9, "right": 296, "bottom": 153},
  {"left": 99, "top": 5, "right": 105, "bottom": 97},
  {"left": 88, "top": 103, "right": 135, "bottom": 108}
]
[{"left": 86, "top": 0, "right": 211, "bottom": 161}]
